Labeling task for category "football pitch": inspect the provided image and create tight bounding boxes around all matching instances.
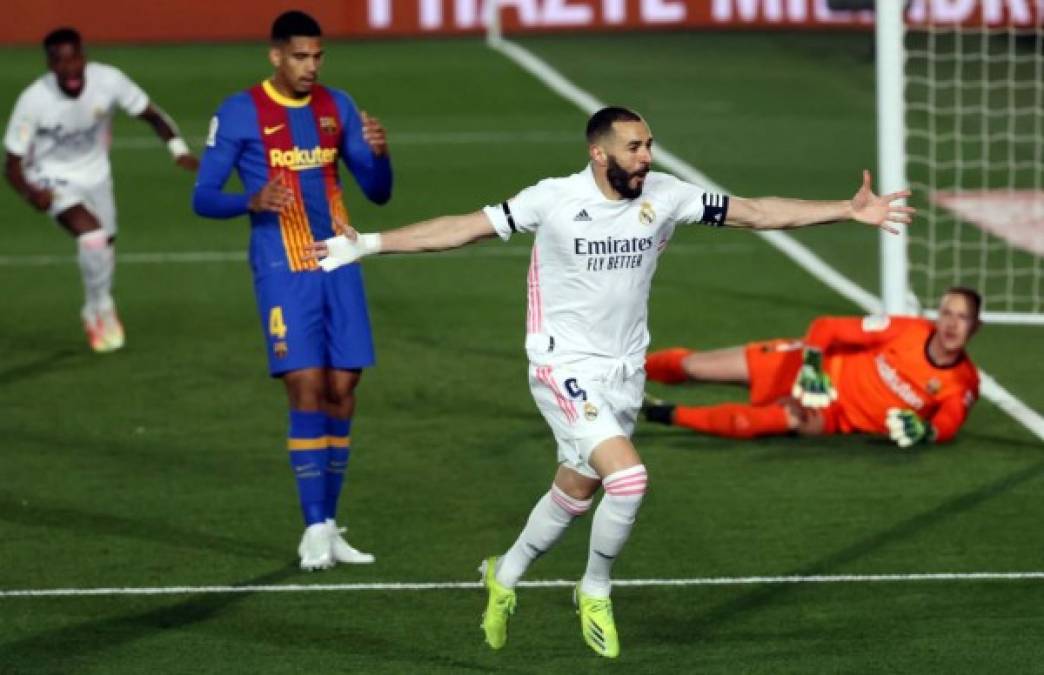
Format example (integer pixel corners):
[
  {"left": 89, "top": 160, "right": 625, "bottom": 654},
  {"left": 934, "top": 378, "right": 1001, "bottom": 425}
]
[{"left": 2, "top": 33, "right": 1043, "bottom": 673}]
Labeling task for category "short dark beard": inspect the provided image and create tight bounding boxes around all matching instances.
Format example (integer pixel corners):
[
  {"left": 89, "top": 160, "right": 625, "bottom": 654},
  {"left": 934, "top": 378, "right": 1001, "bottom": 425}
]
[{"left": 606, "top": 155, "right": 646, "bottom": 200}]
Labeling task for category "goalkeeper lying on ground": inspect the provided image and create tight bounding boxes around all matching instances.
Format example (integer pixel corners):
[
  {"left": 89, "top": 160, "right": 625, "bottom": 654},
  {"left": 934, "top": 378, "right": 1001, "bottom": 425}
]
[{"left": 642, "top": 288, "right": 982, "bottom": 448}]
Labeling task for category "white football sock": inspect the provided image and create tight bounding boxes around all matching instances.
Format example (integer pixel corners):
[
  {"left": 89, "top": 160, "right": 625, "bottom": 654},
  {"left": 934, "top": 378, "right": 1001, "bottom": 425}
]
[
  {"left": 581, "top": 464, "right": 648, "bottom": 598},
  {"left": 495, "top": 484, "right": 591, "bottom": 588},
  {"left": 77, "top": 230, "right": 115, "bottom": 318}
]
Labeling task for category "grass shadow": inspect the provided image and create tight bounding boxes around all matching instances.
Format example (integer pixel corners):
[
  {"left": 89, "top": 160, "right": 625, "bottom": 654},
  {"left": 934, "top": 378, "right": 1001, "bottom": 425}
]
[
  {"left": 643, "top": 458, "right": 1044, "bottom": 644},
  {"left": 0, "top": 349, "right": 85, "bottom": 387},
  {"left": 0, "top": 493, "right": 285, "bottom": 561}
]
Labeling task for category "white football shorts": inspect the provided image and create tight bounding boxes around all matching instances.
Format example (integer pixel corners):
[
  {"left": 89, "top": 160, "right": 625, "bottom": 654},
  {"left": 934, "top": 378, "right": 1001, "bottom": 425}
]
[
  {"left": 528, "top": 362, "right": 644, "bottom": 479},
  {"left": 37, "top": 175, "right": 117, "bottom": 236}
]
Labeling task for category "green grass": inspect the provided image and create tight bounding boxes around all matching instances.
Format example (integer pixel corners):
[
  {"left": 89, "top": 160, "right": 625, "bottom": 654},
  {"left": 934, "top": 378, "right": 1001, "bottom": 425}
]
[{"left": 1, "top": 34, "right": 1043, "bottom": 673}]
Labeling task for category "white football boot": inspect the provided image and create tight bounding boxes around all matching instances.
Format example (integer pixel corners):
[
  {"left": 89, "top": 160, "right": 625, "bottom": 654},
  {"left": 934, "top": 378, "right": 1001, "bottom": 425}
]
[
  {"left": 326, "top": 519, "right": 375, "bottom": 564},
  {"left": 298, "top": 522, "right": 335, "bottom": 571}
]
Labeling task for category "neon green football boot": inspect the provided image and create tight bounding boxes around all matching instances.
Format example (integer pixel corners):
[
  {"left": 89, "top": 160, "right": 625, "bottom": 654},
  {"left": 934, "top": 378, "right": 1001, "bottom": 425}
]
[
  {"left": 575, "top": 584, "right": 620, "bottom": 658},
  {"left": 479, "top": 556, "right": 516, "bottom": 650}
]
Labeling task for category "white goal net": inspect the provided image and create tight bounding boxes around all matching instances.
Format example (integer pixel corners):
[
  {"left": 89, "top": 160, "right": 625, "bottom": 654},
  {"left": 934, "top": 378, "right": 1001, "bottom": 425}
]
[{"left": 903, "top": 3, "right": 1043, "bottom": 323}]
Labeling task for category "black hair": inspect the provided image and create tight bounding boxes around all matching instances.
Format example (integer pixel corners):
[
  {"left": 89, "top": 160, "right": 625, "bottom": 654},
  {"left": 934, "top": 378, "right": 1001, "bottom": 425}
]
[
  {"left": 944, "top": 286, "right": 983, "bottom": 320},
  {"left": 585, "top": 106, "right": 643, "bottom": 144},
  {"left": 271, "top": 10, "right": 322, "bottom": 43},
  {"left": 42, "top": 27, "right": 81, "bottom": 53}
]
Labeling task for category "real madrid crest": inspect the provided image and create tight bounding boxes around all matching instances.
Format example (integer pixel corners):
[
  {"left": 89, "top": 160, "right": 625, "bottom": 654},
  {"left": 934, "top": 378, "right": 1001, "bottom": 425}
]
[
  {"left": 638, "top": 201, "right": 655, "bottom": 226},
  {"left": 584, "top": 401, "right": 599, "bottom": 421}
]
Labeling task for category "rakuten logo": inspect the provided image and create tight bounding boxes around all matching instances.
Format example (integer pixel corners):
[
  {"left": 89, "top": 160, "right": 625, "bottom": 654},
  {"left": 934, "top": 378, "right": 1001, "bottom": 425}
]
[{"left": 366, "top": 0, "right": 688, "bottom": 30}]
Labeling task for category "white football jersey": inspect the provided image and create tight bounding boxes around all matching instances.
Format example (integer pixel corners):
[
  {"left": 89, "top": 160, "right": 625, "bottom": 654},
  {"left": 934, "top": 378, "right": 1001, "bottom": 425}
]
[
  {"left": 3, "top": 62, "right": 149, "bottom": 186},
  {"left": 483, "top": 165, "right": 729, "bottom": 372}
]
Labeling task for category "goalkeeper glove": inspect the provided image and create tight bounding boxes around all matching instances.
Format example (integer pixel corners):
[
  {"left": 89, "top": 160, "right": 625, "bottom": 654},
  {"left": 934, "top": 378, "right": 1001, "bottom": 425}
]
[
  {"left": 790, "top": 347, "right": 838, "bottom": 409},
  {"left": 317, "top": 233, "right": 382, "bottom": 272},
  {"left": 885, "top": 408, "right": 936, "bottom": 448}
]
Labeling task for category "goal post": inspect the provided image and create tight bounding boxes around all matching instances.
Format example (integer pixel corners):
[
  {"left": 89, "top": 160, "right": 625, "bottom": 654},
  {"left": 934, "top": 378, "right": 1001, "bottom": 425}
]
[
  {"left": 882, "top": 0, "right": 1044, "bottom": 324},
  {"left": 877, "top": 0, "right": 911, "bottom": 315}
]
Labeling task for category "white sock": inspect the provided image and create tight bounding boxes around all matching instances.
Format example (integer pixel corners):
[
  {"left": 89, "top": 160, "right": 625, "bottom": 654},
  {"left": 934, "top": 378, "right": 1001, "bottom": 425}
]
[
  {"left": 495, "top": 484, "right": 592, "bottom": 588},
  {"left": 581, "top": 464, "right": 648, "bottom": 598},
  {"left": 77, "top": 230, "right": 114, "bottom": 318}
]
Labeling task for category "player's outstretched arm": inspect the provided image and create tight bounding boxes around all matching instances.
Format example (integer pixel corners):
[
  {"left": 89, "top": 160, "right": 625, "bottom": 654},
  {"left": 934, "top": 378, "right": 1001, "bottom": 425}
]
[
  {"left": 726, "top": 170, "right": 914, "bottom": 233},
  {"left": 308, "top": 211, "right": 498, "bottom": 271},
  {"left": 138, "top": 104, "right": 199, "bottom": 171}
]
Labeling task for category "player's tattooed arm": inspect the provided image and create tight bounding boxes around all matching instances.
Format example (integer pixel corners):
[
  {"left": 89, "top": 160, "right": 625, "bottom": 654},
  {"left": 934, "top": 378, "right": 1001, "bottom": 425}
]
[
  {"left": 308, "top": 210, "right": 499, "bottom": 271},
  {"left": 726, "top": 170, "right": 913, "bottom": 233},
  {"left": 137, "top": 103, "right": 199, "bottom": 171},
  {"left": 4, "top": 153, "right": 52, "bottom": 211}
]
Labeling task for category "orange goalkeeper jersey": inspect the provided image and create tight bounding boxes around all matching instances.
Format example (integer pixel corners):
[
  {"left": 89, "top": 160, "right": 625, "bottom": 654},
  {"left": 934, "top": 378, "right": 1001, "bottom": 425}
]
[{"left": 805, "top": 316, "right": 979, "bottom": 442}]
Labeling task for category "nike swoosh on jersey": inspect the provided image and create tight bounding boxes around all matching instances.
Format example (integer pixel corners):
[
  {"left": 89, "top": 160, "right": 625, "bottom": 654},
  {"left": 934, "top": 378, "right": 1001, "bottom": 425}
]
[{"left": 263, "top": 124, "right": 286, "bottom": 135}]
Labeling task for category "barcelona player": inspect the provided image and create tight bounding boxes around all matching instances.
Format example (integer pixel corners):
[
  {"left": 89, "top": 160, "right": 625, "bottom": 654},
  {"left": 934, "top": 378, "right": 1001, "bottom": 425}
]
[
  {"left": 192, "top": 11, "right": 392, "bottom": 570},
  {"left": 643, "top": 288, "right": 981, "bottom": 448}
]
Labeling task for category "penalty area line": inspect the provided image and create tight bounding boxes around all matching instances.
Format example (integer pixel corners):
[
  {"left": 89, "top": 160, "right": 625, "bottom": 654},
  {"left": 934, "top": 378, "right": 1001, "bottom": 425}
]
[{"left": 4, "top": 572, "right": 1044, "bottom": 598}]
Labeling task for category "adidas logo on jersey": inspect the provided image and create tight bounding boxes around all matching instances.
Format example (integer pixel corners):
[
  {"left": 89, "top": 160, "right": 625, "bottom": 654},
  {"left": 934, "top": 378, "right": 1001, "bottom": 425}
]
[{"left": 574, "top": 209, "right": 592, "bottom": 222}]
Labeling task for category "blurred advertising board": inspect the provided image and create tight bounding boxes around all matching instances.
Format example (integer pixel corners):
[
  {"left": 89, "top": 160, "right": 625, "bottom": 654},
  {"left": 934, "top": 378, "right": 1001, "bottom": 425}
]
[{"left": 2, "top": 0, "right": 1038, "bottom": 44}]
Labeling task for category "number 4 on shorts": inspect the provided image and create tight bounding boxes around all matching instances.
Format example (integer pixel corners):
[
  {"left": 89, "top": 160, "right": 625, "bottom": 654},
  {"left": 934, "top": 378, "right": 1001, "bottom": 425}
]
[{"left": 269, "top": 306, "right": 288, "bottom": 339}]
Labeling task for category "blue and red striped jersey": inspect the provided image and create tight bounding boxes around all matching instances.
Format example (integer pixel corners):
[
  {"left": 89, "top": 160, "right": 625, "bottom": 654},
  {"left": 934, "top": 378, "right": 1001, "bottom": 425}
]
[{"left": 193, "top": 80, "right": 392, "bottom": 272}]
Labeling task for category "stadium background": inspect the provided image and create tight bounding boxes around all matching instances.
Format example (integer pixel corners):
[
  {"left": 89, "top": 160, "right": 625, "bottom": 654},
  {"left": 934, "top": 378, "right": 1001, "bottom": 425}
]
[{"left": 2, "top": 1, "right": 1043, "bottom": 672}]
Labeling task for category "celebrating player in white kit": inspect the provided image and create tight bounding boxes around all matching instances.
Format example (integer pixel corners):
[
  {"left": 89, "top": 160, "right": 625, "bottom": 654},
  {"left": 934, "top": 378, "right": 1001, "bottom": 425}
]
[
  {"left": 3, "top": 28, "right": 199, "bottom": 353},
  {"left": 308, "top": 107, "right": 914, "bottom": 658}
]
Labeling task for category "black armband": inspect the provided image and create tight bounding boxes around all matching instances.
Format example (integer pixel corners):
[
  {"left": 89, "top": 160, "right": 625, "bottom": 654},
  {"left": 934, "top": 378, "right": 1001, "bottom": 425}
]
[{"left": 701, "top": 193, "right": 729, "bottom": 227}]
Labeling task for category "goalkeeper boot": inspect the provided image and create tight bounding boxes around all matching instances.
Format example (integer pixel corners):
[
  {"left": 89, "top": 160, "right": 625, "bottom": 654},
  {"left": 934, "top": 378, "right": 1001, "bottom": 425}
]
[
  {"left": 98, "top": 306, "right": 125, "bottom": 352},
  {"left": 574, "top": 584, "right": 620, "bottom": 658},
  {"left": 641, "top": 393, "right": 676, "bottom": 426},
  {"left": 326, "top": 519, "right": 375, "bottom": 564},
  {"left": 297, "top": 522, "right": 334, "bottom": 571},
  {"left": 478, "top": 556, "right": 516, "bottom": 650}
]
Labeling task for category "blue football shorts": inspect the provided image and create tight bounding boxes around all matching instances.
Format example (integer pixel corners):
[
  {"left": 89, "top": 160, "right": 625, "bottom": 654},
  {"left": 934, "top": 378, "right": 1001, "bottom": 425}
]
[{"left": 252, "top": 262, "right": 375, "bottom": 376}]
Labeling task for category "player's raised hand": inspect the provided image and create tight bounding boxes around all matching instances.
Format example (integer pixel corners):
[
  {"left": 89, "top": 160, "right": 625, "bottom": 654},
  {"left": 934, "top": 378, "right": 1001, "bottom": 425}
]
[
  {"left": 849, "top": 169, "right": 915, "bottom": 235},
  {"left": 791, "top": 347, "right": 838, "bottom": 409},
  {"left": 248, "top": 174, "right": 294, "bottom": 213},
  {"left": 360, "top": 111, "right": 388, "bottom": 157},
  {"left": 307, "top": 232, "right": 383, "bottom": 272},
  {"left": 175, "top": 154, "right": 200, "bottom": 172}
]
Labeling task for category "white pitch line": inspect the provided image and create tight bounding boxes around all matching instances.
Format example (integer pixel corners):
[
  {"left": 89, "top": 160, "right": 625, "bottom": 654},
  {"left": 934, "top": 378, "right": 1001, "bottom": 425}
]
[
  {"left": 487, "top": 33, "right": 1044, "bottom": 443},
  {"left": 4, "top": 571, "right": 1044, "bottom": 598}
]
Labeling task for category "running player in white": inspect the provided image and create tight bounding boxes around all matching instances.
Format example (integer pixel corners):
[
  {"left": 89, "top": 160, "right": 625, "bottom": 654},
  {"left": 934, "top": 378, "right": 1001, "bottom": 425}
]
[
  {"left": 308, "top": 107, "right": 914, "bottom": 658},
  {"left": 3, "top": 27, "right": 199, "bottom": 353}
]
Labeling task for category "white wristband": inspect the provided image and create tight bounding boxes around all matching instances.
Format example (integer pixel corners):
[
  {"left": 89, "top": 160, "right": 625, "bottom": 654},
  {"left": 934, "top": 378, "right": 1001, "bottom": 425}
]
[
  {"left": 357, "top": 233, "right": 382, "bottom": 255},
  {"left": 167, "top": 137, "right": 190, "bottom": 158}
]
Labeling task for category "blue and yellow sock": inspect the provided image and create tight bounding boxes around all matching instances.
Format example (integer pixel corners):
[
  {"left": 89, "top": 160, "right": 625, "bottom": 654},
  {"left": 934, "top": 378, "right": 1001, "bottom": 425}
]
[
  {"left": 325, "top": 416, "right": 352, "bottom": 522},
  {"left": 288, "top": 410, "right": 329, "bottom": 526}
]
